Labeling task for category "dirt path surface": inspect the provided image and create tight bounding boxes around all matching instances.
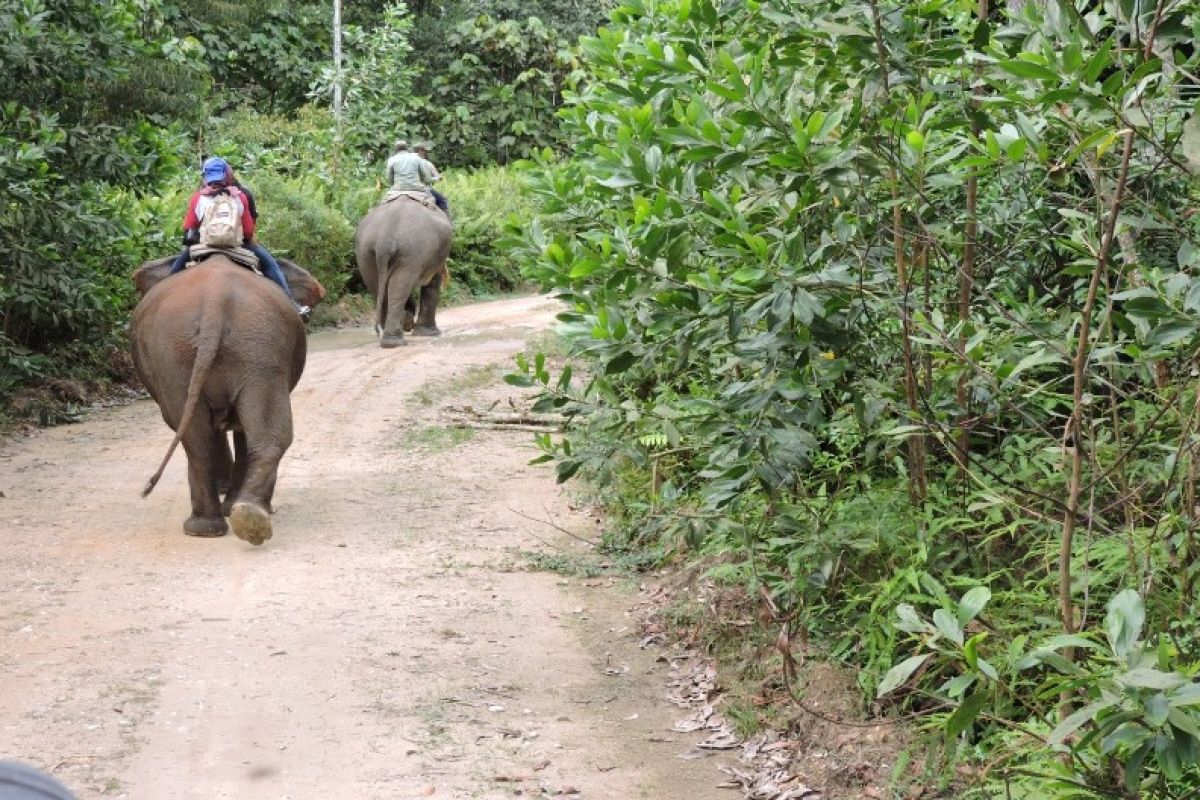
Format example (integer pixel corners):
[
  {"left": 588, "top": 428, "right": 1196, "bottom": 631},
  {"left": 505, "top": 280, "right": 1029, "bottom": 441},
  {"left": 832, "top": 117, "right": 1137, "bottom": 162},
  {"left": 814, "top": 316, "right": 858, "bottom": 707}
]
[{"left": 0, "top": 296, "right": 734, "bottom": 800}]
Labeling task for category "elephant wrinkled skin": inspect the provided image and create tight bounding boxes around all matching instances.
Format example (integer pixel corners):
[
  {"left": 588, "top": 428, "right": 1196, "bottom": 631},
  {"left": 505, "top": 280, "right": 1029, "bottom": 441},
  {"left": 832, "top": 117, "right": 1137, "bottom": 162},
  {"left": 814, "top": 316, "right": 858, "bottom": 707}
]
[
  {"left": 355, "top": 198, "right": 453, "bottom": 348},
  {"left": 130, "top": 255, "right": 326, "bottom": 544}
]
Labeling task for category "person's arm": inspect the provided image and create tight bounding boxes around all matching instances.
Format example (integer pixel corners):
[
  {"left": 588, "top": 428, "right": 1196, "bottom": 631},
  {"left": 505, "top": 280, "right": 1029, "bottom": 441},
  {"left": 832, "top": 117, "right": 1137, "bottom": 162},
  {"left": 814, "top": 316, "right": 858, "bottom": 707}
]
[
  {"left": 182, "top": 193, "right": 201, "bottom": 231},
  {"left": 181, "top": 193, "right": 202, "bottom": 244},
  {"left": 418, "top": 159, "right": 436, "bottom": 185},
  {"left": 237, "top": 190, "right": 256, "bottom": 240}
]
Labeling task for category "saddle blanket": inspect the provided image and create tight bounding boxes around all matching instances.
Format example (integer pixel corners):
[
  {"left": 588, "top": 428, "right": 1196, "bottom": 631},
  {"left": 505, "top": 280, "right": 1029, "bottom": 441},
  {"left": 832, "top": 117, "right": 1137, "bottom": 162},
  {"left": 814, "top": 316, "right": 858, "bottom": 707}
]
[
  {"left": 186, "top": 245, "right": 261, "bottom": 273},
  {"left": 381, "top": 189, "right": 438, "bottom": 210}
]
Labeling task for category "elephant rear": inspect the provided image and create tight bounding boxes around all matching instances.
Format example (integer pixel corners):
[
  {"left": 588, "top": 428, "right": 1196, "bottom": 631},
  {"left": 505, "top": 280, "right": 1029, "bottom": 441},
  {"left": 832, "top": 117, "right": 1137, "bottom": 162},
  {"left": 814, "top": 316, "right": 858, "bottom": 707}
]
[
  {"left": 355, "top": 199, "right": 453, "bottom": 347},
  {"left": 130, "top": 259, "right": 309, "bottom": 544}
]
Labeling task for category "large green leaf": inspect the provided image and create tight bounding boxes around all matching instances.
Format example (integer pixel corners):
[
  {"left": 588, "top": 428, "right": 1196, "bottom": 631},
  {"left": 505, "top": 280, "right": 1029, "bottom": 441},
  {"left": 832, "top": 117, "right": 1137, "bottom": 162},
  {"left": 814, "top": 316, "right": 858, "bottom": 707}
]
[{"left": 876, "top": 654, "right": 932, "bottom": 698}]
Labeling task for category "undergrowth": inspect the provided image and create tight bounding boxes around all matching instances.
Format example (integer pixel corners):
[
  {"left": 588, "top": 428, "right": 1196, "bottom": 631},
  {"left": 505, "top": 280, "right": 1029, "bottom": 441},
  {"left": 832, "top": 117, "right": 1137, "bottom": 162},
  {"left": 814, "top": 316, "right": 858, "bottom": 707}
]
[{"left": 507, "top": 0, "right": 1200, "bottom": 796}]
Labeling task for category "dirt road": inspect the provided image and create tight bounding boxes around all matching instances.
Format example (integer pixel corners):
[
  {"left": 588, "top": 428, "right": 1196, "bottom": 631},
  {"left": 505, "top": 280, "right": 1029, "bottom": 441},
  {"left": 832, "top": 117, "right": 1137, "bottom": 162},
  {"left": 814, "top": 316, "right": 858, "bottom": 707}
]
[{"left": 0, "top": 296, "right": 732, "bottom": 800}]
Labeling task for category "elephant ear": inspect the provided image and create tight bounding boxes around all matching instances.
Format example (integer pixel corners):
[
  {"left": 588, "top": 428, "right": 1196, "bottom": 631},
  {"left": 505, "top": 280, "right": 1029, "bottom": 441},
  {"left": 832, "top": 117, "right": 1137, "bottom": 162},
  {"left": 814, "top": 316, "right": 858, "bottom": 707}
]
[
  {"left": 279, "top": 258, "right": 328, "bottom": 309},
  {"left": 132, "top": 255, "right": 177, "bottom": 296}
]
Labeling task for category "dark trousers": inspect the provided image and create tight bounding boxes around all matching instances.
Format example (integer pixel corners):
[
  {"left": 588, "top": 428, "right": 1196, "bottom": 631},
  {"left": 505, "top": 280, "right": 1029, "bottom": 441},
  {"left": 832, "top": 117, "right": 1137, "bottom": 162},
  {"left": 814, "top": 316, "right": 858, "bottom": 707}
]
[
  {"left": 168, "top": 248, "right": 190, "bottom": 275},
  {"left": 430, "top": 189, "right": 449, "bottom": 213},
  {"left": 246, "top": 242, "right": 295, "bottom": 301}
]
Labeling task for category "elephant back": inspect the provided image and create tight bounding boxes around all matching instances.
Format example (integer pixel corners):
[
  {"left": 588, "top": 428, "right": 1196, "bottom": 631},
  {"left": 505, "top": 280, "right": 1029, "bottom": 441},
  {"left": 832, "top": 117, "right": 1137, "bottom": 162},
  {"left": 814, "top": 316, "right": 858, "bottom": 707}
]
[{"left": 357, "top": 197, "right": 453, "bottom": 253}]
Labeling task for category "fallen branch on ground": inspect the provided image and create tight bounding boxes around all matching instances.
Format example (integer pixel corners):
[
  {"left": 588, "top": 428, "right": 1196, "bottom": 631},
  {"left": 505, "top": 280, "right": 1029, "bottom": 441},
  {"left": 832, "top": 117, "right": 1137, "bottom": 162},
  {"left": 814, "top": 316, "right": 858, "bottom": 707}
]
[{"left": 447, "top": 422, "right": 560, "bottom": 433}]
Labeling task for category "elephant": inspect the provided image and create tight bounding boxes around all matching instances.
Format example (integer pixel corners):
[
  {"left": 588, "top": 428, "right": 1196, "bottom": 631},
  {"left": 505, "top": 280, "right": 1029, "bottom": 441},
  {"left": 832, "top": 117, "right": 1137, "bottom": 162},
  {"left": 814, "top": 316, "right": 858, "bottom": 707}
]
[
  {"left": 130, "top": 253, "right": 326, "bottom": 544},
  {"left": 355, "top": 196, "right": 453, "bottom": 348}
]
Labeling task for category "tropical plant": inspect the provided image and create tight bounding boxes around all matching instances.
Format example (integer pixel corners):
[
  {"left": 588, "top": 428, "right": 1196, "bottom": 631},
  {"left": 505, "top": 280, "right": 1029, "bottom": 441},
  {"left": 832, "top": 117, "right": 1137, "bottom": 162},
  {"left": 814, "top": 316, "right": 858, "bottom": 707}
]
[
  {"left": 507, "top": 0, "right": 1200, "bottom": 794},
  {"left": 0, "top": 0, "right": 190, "bottom": 405}
]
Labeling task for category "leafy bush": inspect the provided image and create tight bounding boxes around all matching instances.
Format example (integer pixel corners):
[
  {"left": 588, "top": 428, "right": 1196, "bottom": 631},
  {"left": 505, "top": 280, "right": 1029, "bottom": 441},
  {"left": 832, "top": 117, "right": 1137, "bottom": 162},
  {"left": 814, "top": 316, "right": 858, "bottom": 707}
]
[
  {"left": 313, "top": 3, "right": 418, "bottom": 162},
  {"left": 161, "top": 0, "right": 331, "bottom": 113},
  {"left": 251, "top": 173, "right": 357, "bottom": 301},
  {"left": 404, "top": 14, "right": 579, "bottom": 167},
  {"left": 0, "top": 0, "right": 190, "bottom": 408},
  {"left": 441, "top": 167, "right": 533, "bottom": 297},
  {"left": 202, "top": 105, "right": 344, "bottom": 182},
  {"left": 507, "top": 0, "right": 1200, "bottom": 795}
]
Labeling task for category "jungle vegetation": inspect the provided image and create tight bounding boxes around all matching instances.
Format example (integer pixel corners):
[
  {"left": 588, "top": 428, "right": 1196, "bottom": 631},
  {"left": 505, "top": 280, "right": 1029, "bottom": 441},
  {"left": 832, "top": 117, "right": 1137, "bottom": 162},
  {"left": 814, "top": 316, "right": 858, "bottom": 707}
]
[{"left": 507, "top": 0, "right": 1200, "bottom": 796}]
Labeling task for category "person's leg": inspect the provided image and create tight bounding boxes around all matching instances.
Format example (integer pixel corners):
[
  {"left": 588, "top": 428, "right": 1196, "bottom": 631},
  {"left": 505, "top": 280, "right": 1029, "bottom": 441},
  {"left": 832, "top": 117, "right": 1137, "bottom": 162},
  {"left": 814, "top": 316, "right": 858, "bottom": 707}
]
[
  {"left": 245, "top": 243, "right": 295, "bottom": 301},
  {"left": 430, "top": 189, "right": 449, "bottom": 213},
  {"left": 167, "top": 247, "right": 190, "bottom": 275}
]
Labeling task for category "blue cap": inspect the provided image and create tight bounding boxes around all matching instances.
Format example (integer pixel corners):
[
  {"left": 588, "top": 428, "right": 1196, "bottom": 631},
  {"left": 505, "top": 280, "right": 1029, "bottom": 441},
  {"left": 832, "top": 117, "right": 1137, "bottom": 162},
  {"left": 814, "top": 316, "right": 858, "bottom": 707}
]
[{"left": 201, "top": 157, "right": 229, "bottom": 185}]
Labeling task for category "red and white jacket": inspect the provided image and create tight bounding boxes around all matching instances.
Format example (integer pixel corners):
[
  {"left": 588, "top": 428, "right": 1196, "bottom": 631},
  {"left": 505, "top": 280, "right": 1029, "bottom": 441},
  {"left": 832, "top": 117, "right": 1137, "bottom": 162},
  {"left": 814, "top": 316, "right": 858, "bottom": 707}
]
[{"left": 182, "top": 185, "right": 256, "bottom": 241}]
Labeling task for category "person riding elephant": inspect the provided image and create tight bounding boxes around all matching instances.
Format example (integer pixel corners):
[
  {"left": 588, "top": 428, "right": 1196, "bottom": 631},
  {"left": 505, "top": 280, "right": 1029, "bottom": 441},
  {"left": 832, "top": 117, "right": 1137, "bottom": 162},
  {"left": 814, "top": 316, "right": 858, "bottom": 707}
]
[
  {"left": 414, "top": 142, "right": 449, "bottom": 214},
  {"left": 355, "top": 187, "right": 453, "bottom": 348},
  {"left": 385, "top": 140, "right": 449, "bottom": 214},
  {"left": 168, "top": 157, "right": 310, "bottom": 318},
  {"left": 130, "top": 253, "right": 326, "bottom": 544}
]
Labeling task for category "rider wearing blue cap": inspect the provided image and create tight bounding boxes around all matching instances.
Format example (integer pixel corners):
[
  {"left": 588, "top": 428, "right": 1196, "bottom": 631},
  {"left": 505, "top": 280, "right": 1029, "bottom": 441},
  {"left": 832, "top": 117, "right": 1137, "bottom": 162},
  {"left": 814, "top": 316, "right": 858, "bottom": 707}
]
[{"left": 167, "top": 157, "right": 308, "bottom": 317}]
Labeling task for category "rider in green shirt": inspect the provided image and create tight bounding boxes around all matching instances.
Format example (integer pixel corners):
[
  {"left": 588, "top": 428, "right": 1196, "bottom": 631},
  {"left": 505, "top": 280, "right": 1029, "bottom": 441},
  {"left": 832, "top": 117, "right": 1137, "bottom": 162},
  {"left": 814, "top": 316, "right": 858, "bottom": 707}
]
[
  {"left": 385, "top": 140, "right": 448, "bottom": 213},
  {"left": 385, "top": 139, "right": 435, "bottom": 192}
]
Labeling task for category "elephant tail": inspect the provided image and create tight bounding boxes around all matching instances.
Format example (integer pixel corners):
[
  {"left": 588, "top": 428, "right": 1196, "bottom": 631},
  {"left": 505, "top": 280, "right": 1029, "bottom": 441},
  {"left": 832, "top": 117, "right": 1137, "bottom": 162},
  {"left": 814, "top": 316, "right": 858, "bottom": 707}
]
[
  {"left": 142, "top": 313, "right": 222, "bottom": 497},
  {"left": 374, "top": 250, "right": 390, "bottom": 336}
]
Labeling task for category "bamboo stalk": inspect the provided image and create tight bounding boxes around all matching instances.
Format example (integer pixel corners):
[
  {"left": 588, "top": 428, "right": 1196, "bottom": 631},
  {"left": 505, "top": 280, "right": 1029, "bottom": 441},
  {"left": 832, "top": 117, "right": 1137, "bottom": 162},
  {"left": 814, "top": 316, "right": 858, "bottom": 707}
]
[{"left": 1060, "top": 0, "right": 1167, "bottom": 639}]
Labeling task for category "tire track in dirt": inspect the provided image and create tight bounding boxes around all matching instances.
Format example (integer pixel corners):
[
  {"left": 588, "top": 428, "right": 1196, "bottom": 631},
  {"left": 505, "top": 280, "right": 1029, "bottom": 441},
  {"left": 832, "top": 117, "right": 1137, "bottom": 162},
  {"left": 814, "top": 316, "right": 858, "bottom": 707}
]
[{"left": 0, "top": 295, "right": 733, "bottom": 800}]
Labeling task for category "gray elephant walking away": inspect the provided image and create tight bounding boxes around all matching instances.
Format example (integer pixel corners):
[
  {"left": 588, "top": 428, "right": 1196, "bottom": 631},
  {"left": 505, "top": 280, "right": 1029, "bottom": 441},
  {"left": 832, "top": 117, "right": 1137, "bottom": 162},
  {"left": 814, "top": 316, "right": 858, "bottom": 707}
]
[
  {"left": 130, "top": 255, "right": 326, "bottom": 544},
  {"left": 355, "top": 196, "right": 453, "bottom": 348}
]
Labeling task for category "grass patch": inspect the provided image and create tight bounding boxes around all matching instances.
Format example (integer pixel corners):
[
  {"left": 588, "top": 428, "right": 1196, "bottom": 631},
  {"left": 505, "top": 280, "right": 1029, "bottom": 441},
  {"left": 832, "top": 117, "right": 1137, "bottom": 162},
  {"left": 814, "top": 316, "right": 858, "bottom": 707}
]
[
  {"left": 408, "top": 363, "right": 503, "bottom": 407},
  {"left": 521, "top": 329, "right": 570, "bottom": 361},
  {"left": 399, "top": 424, "right": 476, "bottom": 452},
  {"left": 521, "top": 549, "right": 608, "bottom": 578},
  {"left": 309, "top": 292, "right": 374, "bottom": 329}
]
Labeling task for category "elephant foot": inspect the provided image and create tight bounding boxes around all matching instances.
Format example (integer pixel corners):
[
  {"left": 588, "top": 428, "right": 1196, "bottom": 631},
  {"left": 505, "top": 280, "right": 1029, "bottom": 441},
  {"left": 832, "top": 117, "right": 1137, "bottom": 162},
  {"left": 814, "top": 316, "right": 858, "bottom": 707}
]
[
  {"left": 230, "top": 502, "right": 273, "bottom": 546},
  {"left": 412, "top": 326, "right": 442, "bottom": 338},
  {"left": 380, "top": 334, "right": 407, "bottom": 348},
  {"left": 222, "top": 497, "right": 270, "bottom": 517},
  {"left": 403, "top": 312, "right": 416, "bottom": 333},
  {"left": 183, "top": 515, "right": 228, "bottom": 538}
]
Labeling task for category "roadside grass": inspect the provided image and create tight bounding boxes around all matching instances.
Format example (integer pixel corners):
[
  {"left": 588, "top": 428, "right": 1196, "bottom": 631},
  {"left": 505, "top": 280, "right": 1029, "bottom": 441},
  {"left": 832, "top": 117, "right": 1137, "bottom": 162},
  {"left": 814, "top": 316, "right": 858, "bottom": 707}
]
[
  {"left": 398, "top": 424, "right": 476, "bottom": 452},
  {"left": 408, "top": 363, "right": 504, "bottom": 407}
]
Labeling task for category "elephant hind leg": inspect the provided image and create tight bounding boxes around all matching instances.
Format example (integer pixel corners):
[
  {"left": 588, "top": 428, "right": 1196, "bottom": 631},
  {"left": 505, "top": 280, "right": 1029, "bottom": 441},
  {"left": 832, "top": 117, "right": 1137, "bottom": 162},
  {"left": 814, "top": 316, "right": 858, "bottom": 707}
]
[
  {"left": 412, "top": 270, "right": 444, "bottom": 337},
  {"left": 403, "top": 293, "right": 416, "bottom": 332},
  {"left": 381, "top": 266, "right": 422, "bottom": 348},
  {"left": 213, "top": 429, "right": 233, "bottom": 496},
  {"left": 221, "top": 431, "right": 250, "bottom": 517},
  {"left": 229, "top": 388, "right": 291, "bottom": 545},
  {"left": 181, "top": 417, "right": 229, "bottom": 537}
]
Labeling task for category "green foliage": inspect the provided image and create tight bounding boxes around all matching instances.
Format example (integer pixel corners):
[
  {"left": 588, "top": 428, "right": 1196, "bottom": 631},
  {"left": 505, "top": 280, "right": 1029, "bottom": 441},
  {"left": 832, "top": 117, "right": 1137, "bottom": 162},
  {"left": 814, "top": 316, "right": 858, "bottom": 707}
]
[
  {"left": 161, "top": 0, "right": 330, "bottom": 113},
  {"left": 201, "top": 106, "right": 344, "bottom": 182},
  {"left": 314, "top": 3, "right": 419, "bottom": 160},
  {"left": 441, "top": 167, "right": 533, "bottom": 297},
  {"left": 251, "top": 173, "right": 357, "bottom": 301},
  {"left": 0, "top": 0, "right": 188, "bottom": 405},
  {"left": 507, "top": 0, "right": 1200, "bottom": 795},
  {"left": 410, "top": 0, "right": 615, "bottom": 48},
  {"left": 404, "top": 14, "right": 580, "bottom": 166},
  {"left": 889, "top": 589, "right": 1200, "bottom": 798}
]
